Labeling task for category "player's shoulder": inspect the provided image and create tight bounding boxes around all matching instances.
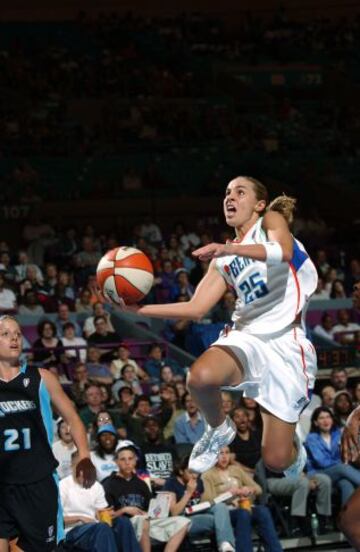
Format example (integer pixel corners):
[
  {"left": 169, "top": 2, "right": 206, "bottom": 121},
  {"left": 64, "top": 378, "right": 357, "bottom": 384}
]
[{"left": 262, "top": 210, "right": 288, "bottom": 229}]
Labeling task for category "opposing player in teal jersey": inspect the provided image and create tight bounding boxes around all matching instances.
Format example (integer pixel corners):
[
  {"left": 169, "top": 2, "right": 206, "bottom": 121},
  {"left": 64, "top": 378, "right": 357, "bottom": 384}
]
[{"left": 0, "top": 315, "right": 95, "bottom": 552}]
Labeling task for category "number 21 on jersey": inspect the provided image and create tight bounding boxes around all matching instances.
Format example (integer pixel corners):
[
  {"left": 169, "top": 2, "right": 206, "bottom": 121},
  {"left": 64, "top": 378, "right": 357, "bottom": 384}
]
[
  {"left": 2, "top": 428, "right": 31, "bottom": 451},
  {"left": 239, "top": 272, "right": 269, "bottom": 304}
]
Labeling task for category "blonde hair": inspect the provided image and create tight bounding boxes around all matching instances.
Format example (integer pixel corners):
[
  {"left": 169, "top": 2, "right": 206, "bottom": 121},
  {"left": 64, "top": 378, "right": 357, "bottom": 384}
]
[
  {"left": 267, "top": 194, "right": 297, "bottom": 225},
  {"left": 243, "top": 177, "right": 296, "bottom": 225}
]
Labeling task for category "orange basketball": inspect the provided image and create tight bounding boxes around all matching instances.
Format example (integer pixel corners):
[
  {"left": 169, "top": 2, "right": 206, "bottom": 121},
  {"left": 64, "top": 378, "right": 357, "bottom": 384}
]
[{"left": 96, "top": 247, "right": 154, "bottom": 305}]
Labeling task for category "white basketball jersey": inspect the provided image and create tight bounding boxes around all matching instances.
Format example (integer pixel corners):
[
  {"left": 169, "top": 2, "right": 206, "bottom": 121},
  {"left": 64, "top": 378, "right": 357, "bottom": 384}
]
[{"left": 215, "top": 218, "right": 318, "bottom": 335}]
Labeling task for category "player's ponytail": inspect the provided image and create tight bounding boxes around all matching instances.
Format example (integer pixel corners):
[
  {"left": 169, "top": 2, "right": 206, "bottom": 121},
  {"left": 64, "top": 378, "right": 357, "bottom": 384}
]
[
  {"left": 266, "top": 194, "right": 297, "bottom": 225},
  {"left": 245, "top": 176, "right": 297, "bottom": 225}
]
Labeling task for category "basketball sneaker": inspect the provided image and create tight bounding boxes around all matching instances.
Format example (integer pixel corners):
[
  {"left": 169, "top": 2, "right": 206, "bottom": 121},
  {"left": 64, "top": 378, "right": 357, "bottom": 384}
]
[
  {"left": 189, "top": 416, "right": 236, "bottom": 473},
  {"left": 284, "top": 433, "right": 307, "bottom": 478}
]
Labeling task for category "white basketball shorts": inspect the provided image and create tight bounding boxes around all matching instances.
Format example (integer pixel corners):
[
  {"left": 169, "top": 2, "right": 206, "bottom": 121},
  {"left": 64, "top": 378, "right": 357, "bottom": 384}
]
[{"left": 212, "top": 325, "right": 317, "bottom": 423}]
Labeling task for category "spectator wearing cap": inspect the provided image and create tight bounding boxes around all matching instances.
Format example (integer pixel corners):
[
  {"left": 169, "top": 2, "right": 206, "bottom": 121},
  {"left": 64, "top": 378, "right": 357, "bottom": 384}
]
[
  {"left": 174, "top": 392, "right": 205, "bottom": 445},
  {"left": 52, "top": 420, "right": 77, "bottom": 480},
  {"left": 140, "top": 417, "right": 177, "bottom": 489},
  {"left": 89, "top": 410, "right": 127, "bottom": 449},
  {"left": 90, "top": 424, "right": 119, "bottom": 482},
  {"left": 60, "top": 451, "right": 141, "bottom": 552},
  {"left": 103, "top": 444, "right": 190, "bottom": 551}
]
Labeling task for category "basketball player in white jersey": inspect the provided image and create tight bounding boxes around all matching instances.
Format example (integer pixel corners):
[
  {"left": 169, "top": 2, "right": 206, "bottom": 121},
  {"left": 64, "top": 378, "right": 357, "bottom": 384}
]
[{"left": 115, "top": 176, "right": 318, "bottom": 476}]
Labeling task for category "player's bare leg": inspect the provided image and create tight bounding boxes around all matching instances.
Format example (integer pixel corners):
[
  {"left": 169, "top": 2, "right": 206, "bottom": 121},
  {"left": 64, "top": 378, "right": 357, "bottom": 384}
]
[
  {"left": 187, "top": 346, "right": 243, "bottom": 427},
  {"left": 338, "top": 488, "right": 360, "bottom": 549},
  {"left": 261, "top": 409, "right": 297, "bottom": 471},
  {"left": 187, "top": 346, "right": 243, "bottom": 472}
]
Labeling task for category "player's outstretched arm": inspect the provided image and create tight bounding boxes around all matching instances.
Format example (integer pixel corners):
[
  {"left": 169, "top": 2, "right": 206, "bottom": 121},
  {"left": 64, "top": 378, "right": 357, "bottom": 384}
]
[
  {"left": 40, "top": 369, "right": 96, "bottom": 488},
  {"left": 193, "top": 211, "right": 293, "bottom": 263},
  {"left": 126, "top": 260, "right": 227, "bottom": 320}
]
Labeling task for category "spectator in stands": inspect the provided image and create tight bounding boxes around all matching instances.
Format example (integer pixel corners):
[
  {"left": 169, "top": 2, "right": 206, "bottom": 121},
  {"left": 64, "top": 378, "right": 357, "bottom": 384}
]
[
  {"left": 32, "top": 319, "right": 64, "bottom": 368},
  {"left": 116, "top": 386, "right": 135, "bottom": 414},
  {"left": 60, "top": 451, "right": 141, "bottom": 552},
  {"left": 52, "top": 270, "right": 76, "bottom": 307},
  {"left": 174, "top": 392, "right": 205, "bottom": 445},
  {"left": 311, "top": 277, "right": 330, "bottom": 301},
  {"left": 0, "top": 272, "right": 17, "bottom": 312},
  {"left": 43, "top": 263, "right": 58, "bottom": 294},
  {"left": 62, "top": 322, "right": 87, "bottom": 363},
  {"left": 160, "top": 384, "right": 184, "bottom": 441},
  {"left": 170, "top": 269, "right": 194, "bottom": 301},
  {"left": 315, "top": 250, "right": 331, "bottom": 278},
  {"left": 330, "top": 367, "right": 350, "bottom": 393},
  {"left": 89, "top": 410, "right": 127, "bottom": 448},
  {"left": 222, "top": 392, "right": 236, "bottom": 417},
  {"left": 164, "top": 455, "right": 236, "bottom": 552},
  {"left": 86, "top": 346, "right": 113, "bottom": 385},
  {"left": 167, "top": 237, "right": 186, "bottom": 265},
  {"left": 90, "top": 425, "right": 118, "bottom": 482},
  {"left": 266, "top": 467, "right": 332, "bottom": 536},
  {"left": 229, "top": 407, "right": 261, "bottom": 473},
  {"left": 110, "top": 344, "right": 148, "bottom": 382},
  {"left": 141, "top": 417, "right": 177, "bottom": 489},
  {"left": 305, "top": 407, "right": 360, "bottom": 505},
  {"left": 0, "top": 251, "right": 17, "bottom": 284},
  {"left": 15, "top": 250, "right": 42, "bottom": 283},
  {"left": 132, "top": 395, "right": 152, "bottom": 422},
  {"left": 175, "top": 381, "right": 186, "bottom": 402},
  {"left": 330, "top": 280, "right": 347, "bottom": 299},
  {"left": 103, "top": 444, "right": 190, "bottom": 552},
  {"left": 155, "top": 260, "right": 177, "bottom": 303},
  {"left": 324, "top": 268, "right": 338, "bottom": 295},
  {"left": 75, "top": 236, "right": 102, "bottom": 271},
  {"left": 332, "top": 309, "right": 360, "bottom": 344},
  {"left": 143, "top": 343, "right": 183, "bottom": 382},
  {"left": 111, "top": 364, "right": 143, "bottom": 401},
  {"left": 333, "top": 391, "right": 354, "bottom": 427},
  {"left": 160, "top": 365, "right": 177, "bottom": 385},
  {"left": 239, "top": 397, "right": 262, "bottom": 432},
  {"left": 211, "top": 290, "right": 236, "bottom": 324},
  {"left": 83, "top": 302, "right": 115, "bottom": 338},
  {"left": 79, "top": 383, "right": 106, "bottom": 430},
  {"left": 140, "top": 215, "right": 163, "bottom": 245},
  {"left": 52, "top": 420, "right": 77, "bottom": 480},
  {"left": 55, "top": 303, "right": 82, "bottom": 337},
  {"left": 345, "top": 259, "right": 360, "bottom": 295},
  {"left": 87, "top": 315, "right": 121, "bottom": 361},
  {"left": 313, "top": 313, "right": 337, "bottom": 344},
  {"left": 69, "top": 362, "right": 91, "bottom": 408},
  {"left": 18, "top": 289, "right": 45, "bottom": 316},
  {"left": 353, "top": 381, "right": 360, "bottom": 406},
  {"left": 202, "top": 446, "right": 282, "bottom": 552},
  {"left": 320, "top": 385, "right": 336, "bottom": 409},
  {"left": 75, "top": 287, "right": 94, "bottom": 314}
]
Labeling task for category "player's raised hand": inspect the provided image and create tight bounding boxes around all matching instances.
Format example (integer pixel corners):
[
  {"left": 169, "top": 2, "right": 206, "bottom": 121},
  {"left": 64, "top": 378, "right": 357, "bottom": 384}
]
[
  {"left": 192, "top": 242, "right": 231, "bottom": 261},
  {"left": 342, "top": 406, "right": 360, "bottom": 463}
]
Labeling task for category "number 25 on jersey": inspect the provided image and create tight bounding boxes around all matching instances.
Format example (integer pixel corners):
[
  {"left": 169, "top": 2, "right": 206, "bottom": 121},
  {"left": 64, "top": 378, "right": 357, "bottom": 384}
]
[{"left": 239, "top": 272, "right": 269, "bottom": 304}]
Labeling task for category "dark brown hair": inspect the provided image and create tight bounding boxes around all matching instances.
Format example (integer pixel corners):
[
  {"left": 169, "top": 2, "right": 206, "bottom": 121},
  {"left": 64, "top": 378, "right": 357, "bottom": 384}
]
[{"left": 243, "top": 176, "right": 296, "bottom": 225}]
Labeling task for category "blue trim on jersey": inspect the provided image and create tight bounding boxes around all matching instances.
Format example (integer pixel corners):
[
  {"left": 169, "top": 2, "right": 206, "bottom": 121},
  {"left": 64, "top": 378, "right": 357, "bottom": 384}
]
[
  {"left": 291, "top": 240, "right": 308, "bottom": 272},
  {"left": 20, "top": 360, "right": 27, "bottom": 374},
  {"left": 53, "top": 471, "right": 65, "bottom": 543},
  {"left": 39, "top": 379, "right": 53, "bottom": 444}
]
